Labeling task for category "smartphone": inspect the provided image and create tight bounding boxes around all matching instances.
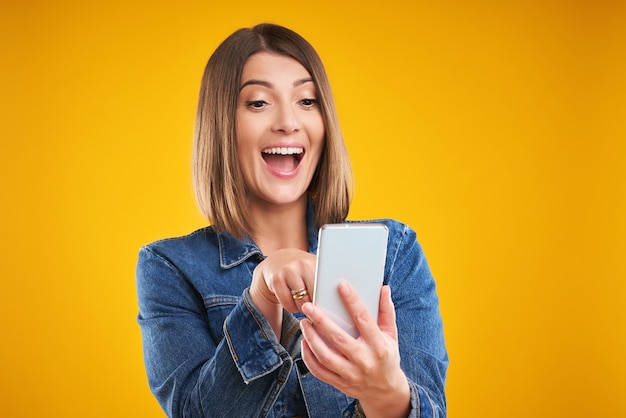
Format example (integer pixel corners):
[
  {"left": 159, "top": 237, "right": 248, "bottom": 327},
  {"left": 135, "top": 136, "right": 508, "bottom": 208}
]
[{"left": 312, "top": 223, "right": 388, "bottom": 338}]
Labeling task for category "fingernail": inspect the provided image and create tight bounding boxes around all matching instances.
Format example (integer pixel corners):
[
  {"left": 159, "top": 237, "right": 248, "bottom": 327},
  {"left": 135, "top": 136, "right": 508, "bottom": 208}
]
[
  {"left": 302, "top": 302, "right": 313, "bottom": 315},
  {"left": 338, "top": 282, "right": 351, "bottom": 296}
]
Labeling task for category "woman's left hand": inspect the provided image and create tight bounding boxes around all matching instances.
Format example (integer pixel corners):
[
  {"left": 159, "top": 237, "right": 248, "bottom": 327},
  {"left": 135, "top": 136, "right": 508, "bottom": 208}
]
[{"left": 299, "top": 284, "right": 411, "bottom": 418}]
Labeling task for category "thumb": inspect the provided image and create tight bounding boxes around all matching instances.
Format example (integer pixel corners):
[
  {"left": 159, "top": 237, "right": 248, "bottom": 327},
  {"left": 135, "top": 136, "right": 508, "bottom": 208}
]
[{"left": 377, "top": 285, "right": 398, "bottom": 338}]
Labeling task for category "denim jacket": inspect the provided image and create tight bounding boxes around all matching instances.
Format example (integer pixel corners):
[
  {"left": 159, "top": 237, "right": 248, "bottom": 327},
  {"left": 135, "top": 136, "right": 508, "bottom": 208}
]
[{"left": 137, "top": 205, "right": 448, "bottom": 417}]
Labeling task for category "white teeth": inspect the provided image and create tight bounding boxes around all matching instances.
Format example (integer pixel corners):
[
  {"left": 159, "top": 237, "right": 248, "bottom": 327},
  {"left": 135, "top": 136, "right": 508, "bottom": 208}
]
[{"left": 262, "top": 147, "right": 304, "bottom": 155}]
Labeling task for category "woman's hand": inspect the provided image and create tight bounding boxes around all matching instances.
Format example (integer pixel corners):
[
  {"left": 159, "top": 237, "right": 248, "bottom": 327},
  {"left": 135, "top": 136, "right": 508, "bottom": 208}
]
[
  {"left": 299, "top": 284, "right": 411, "bottom": 418},
  {"left": 249, "top": 248, "right": 317, "bottom": 337}
]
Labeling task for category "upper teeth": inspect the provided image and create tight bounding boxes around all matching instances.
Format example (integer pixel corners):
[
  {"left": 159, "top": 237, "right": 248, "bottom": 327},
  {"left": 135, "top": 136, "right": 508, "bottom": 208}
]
[{"left": 262, "top": 147, "right": 304, "bottom": 155}]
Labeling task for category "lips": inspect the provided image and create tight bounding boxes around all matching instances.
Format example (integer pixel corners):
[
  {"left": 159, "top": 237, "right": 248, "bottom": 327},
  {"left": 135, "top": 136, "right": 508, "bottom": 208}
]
[{"left": 261, "top": 146, "right": 304, "bottom": 175}]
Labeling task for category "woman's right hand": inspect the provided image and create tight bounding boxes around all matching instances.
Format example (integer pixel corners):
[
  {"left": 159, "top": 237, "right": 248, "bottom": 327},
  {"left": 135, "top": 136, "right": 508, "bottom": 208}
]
[{"left": 249, "top": 248, "right": 317, "bottom": 336}]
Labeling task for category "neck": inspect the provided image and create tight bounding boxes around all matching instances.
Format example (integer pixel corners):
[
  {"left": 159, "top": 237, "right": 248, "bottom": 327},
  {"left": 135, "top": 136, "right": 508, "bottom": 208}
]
[{"left": 248, "top": 197, "right": 309, "bottom": 255}]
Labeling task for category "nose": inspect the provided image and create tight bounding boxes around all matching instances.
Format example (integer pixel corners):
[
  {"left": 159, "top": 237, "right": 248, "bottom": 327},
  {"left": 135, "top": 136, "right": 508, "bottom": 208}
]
[{"left": 272, "top": 103, "right": 300, "bottom": 134}]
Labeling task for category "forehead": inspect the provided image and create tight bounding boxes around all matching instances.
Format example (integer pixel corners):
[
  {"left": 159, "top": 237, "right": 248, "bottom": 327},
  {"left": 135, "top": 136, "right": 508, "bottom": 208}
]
[{"left": 240, "top": 52, "right": 312, "bottom": 86}]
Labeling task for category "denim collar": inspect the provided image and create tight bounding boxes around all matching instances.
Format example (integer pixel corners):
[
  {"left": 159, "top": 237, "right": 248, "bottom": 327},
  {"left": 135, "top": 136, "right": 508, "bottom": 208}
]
[{"left": 217, "top": 198, "right": 320, "bottom": 269}]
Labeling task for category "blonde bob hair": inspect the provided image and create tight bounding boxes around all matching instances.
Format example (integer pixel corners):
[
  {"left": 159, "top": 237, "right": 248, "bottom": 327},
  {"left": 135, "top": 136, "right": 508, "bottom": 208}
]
[{"left": 193, "top": 23, "right": 352, "bottom": 238}]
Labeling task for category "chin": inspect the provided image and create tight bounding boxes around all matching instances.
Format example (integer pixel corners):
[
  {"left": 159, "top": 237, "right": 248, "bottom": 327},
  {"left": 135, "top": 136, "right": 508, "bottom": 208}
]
[{"left": 264, "top": 189, "right": 308, "bottom": 207}]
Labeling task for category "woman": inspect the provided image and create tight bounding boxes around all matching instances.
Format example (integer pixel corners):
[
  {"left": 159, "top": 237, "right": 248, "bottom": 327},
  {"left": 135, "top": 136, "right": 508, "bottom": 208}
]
[{"left": 137, "top": 23, "right": 448, "bottom": 417}]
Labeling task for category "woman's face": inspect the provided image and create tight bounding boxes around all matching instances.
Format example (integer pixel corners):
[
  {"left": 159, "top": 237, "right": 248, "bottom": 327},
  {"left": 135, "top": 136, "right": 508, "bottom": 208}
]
[{"left": 236, "top": 52, "right": 325, "bottom": 211}]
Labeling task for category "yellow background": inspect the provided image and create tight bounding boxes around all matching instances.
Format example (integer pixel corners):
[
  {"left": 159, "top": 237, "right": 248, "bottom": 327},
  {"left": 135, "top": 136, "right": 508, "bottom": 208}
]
[{"left": 2, "top": 0, "right": 625, "bottom": 416}]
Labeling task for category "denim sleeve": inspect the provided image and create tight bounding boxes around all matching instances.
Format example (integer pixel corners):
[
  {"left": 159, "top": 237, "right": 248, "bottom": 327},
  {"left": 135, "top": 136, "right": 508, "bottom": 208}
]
[
  {"left": 386, "top": 223, "right": 449, "bottom": 418},
  {"left": 136, "top": 246, "right": 297, "bottom": 418}
]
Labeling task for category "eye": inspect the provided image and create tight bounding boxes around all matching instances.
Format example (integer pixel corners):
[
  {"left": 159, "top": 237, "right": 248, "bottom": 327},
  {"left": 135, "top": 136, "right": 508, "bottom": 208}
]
[
  {"left": 245, "top": 100, "right": 268, "bottom": 110},
  {"left": 299, "top": 98, "right": 318, "bottom": 109}
]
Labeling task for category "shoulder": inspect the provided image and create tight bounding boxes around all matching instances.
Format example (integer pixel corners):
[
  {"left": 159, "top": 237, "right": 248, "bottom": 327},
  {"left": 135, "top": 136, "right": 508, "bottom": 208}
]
[
  {"left": 142, "top": 226, "right": 215, "bottom": 249},
  {"left": 346, "top": 218, "right": 417, "bottom": 243},
  {"left": 138, "top": 226, "right": 219, "bottom": 268}
]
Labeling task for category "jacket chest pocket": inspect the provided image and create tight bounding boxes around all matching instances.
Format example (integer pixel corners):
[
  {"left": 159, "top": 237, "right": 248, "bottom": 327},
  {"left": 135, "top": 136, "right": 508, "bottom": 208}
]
[{"left": 204, "top": 295, "right": 240, "bottom": 345}]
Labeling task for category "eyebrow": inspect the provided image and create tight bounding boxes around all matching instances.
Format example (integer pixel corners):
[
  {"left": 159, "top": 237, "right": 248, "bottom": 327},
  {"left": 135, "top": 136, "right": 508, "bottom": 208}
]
[{"left": 239, "top": 78, "right": 314, "bottom": 91}]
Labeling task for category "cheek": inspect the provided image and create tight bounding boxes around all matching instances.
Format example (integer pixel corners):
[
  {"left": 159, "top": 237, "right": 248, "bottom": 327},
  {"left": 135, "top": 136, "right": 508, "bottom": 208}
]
[
  {"left": 313, "top": 122, "right": 326, "bottom": 154},
  {"left": 234, "top": 125, "right": 253, "bottom": 175},
  {"left": 309, "top": 134, "right": 325, "bottom": 171},
  {"left": 235, "top": 116, "right": 256, "bottom": 153},
  {"left": 309, "top": 113, "right": 325, "bottom": 146},
  {"left": 235, "top": 114, "right": 246, "bottom": 146},
  {"left": 316, "top": 126, "right": 325, "bottom": 145}
]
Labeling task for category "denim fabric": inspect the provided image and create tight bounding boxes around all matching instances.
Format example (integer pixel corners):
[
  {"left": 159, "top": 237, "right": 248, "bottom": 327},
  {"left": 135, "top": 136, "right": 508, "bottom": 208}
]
[{"left": 137, "top": 203, "right": 448, "bottom": 417}]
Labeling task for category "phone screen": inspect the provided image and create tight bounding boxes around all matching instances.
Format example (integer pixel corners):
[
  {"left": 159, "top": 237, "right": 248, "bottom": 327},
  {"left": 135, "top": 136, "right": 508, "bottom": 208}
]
[{"left": 312, "top": 223, "right": 388, "bottom": 338}]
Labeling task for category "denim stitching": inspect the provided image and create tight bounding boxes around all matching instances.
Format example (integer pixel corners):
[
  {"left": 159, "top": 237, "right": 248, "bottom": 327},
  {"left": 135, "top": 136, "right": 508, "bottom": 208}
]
[
  {"left": 204, "top": 295, "right": 239, "bottom": 308},
  {"left": 223, "top": 325, "right": 239, "bottom": 363},
  {"left": 416, "top": 381, "right": 421, "bottom": 418},
  {"left": 242, "top": 290, "right": 269, "bottom": 341},
  {"left": 217, "top": 233, "right": 263, "bottom": 269},
  {"left": 419, "top": 384, "right": 436, "bottom": 416},
  {"left": 142, "top": 246, "right": 187, "bottom": 279},
  {"left": 224, "top": 321, "right": 286, "bottom": 383}
]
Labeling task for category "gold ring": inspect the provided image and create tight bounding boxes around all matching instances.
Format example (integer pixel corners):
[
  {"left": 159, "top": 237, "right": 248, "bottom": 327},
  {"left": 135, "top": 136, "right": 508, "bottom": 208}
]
[{"left": 291, "top": 288, "right": 308, "bottom": 300}]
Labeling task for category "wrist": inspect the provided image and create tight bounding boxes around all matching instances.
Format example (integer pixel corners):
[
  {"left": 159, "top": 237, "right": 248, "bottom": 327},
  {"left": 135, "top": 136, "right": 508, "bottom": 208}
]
[
  {"left": 359, "top": 378, "right": 411, "bottom": 418},
  {"left": 248, "top": 284, "right": 283, "bottom": 337}
]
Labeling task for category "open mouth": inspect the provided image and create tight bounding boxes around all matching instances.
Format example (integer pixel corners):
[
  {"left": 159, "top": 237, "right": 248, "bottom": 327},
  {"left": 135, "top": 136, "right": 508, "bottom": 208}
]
[{"left": 261, "top": 147, "right": 304, "bottom": 174}]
